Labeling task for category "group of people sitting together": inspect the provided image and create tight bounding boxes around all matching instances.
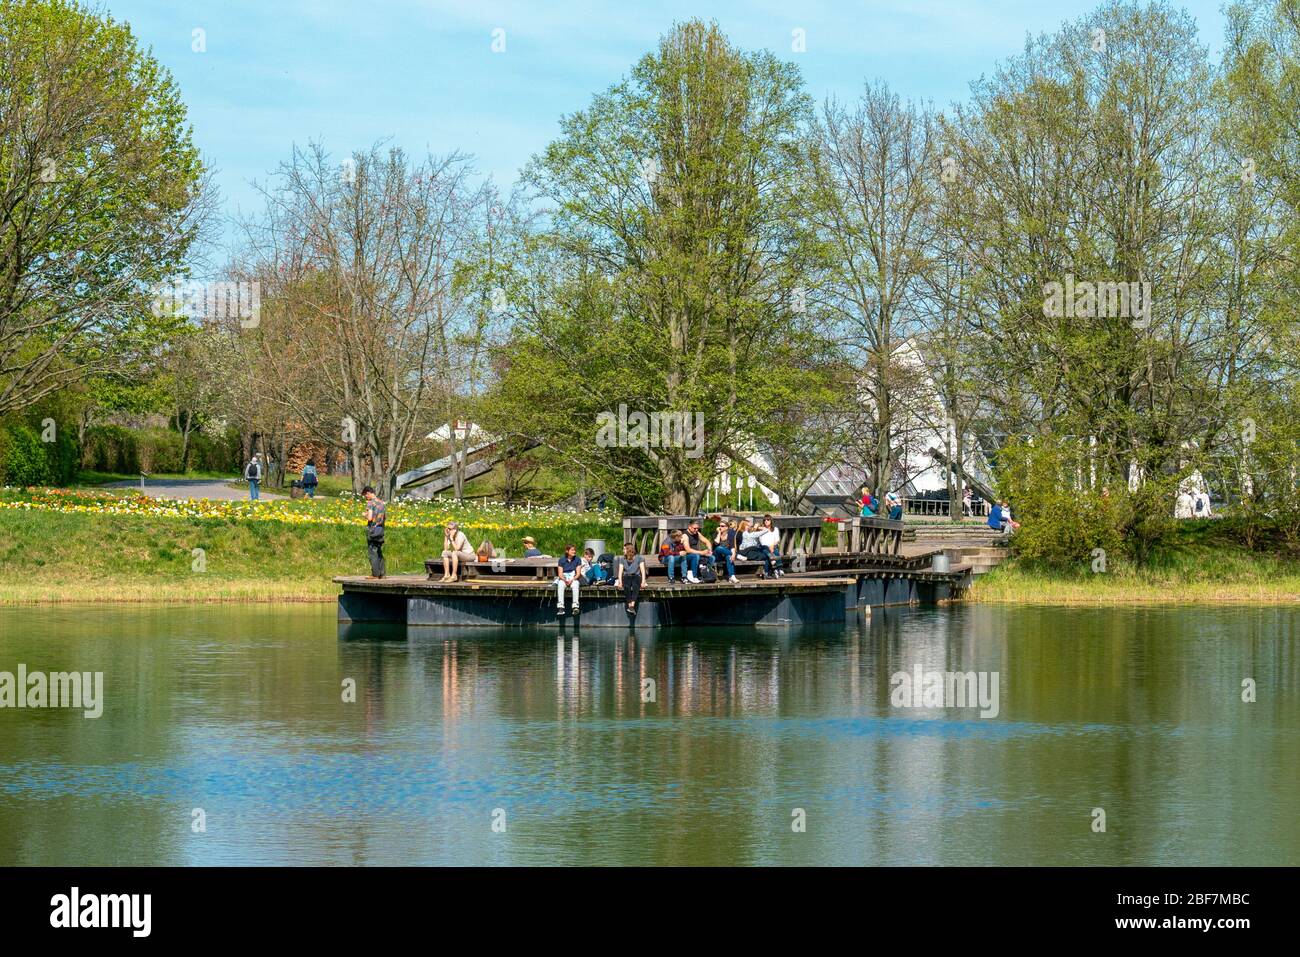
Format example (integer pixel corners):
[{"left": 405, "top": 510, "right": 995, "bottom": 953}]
[
  {"left": 550, "top": 515, "right": 788, "bottom": 617},
  {"left": 986, "top": 499, "right": 1021, "bottom": 533},
  {"left": 658, "top": 515, "right": 785, "bottom": 583}
]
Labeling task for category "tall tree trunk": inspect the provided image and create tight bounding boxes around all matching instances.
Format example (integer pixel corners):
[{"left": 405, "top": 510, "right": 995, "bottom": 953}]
[{"left": 180, "top": 411, "right": 192, "bottom": 474}]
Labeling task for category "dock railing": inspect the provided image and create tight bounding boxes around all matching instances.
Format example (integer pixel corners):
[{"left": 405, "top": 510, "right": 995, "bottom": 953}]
[
  {"left": 845, "top": 515, "right": 905, "bottom": 556},
  {"left": 623, "top": 514, "right": 825, "bottom": 557}
]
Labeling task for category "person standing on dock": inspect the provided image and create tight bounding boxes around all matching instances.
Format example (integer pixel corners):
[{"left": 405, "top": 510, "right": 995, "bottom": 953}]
[
  {"left": 615, "top": 542, "right": 647, "bottom": 615},
  {"left": 555, "top": 544, "right": 582, "bottom": 616},
  {"left": 362, "top": 486, "right": 386, "bottom": 578}
]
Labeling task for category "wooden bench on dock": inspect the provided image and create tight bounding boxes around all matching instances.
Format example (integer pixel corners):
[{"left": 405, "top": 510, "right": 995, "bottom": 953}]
[{"left": 425, "top": 556, "right": 559, "bottom": 581}]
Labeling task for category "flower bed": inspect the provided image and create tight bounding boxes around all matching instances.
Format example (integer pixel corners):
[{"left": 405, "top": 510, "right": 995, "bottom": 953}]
[{"left": 0, "top": 486, "right": 608, "bottom": 533}]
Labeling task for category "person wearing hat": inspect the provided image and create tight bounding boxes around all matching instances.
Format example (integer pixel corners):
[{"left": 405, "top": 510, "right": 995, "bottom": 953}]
[
  {"left": 439, "top": 521, "right": 476, "bottom": 581},
  {"left": 522, "top": 536, "right": 542, "bottom": 558}
]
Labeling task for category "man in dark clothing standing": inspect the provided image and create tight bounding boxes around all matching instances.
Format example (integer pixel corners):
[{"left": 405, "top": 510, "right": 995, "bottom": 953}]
[{"left": 363, "top": 485, "right": 386, "bottom": 578}]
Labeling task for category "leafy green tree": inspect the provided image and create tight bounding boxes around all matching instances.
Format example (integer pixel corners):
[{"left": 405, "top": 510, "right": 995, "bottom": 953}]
[
  {"left": 491, "top": 20, "right": 836, "bottom": 513},
  {"left": 0, "top": 0, "right": 204, "bottom": 415}
]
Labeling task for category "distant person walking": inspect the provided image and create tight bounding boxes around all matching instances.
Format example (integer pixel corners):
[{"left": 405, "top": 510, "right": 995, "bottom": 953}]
[
  {"left": 244, "top": 456, "right": 263, "bottom": 500},
  {"left": 301, "top": 460, "right": 319, "bottom": 499},
  {"left": 363, "top": 485, "right": 386, "bottom": 578}
]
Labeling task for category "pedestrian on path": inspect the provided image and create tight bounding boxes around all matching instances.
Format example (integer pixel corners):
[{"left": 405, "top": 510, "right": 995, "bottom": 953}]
[{"left": 244, "top": 456, "right": 263, "bottom": 500}]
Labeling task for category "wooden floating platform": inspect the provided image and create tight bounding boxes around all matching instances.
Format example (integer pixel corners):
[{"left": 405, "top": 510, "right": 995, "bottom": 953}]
[{"left": 335, "top": 562, "right": 971, "bottom": 629}]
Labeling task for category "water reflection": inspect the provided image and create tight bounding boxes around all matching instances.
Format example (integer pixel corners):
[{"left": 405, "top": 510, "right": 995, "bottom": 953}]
[{"left": 0, "top": 603, "right": 1296, "bottom": 865}]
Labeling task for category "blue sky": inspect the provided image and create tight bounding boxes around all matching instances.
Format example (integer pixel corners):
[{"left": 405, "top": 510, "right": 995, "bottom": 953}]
[{"left": 105, "top": 0, "right": 1230, "bottom": 248}]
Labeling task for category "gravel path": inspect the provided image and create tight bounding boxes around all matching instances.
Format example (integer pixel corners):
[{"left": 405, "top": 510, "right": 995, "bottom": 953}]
[{"left": 102, "top": 478, "right": 287, "bottom": 501}]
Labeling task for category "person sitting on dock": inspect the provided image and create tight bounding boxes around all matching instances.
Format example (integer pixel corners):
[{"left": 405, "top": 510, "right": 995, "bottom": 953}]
[
  {"left": 712, "top": 518, "right": 740, "bottom": 584},
  {"left": 860, "top": 486, "right": 876, "bottom": 516},
  {"left": 739, "top": 520, "right": 777, "bottom": 578},
  {"left": 522, "top": 536, "right": 542, "bottom": 557},
  {"left": 682, "top": 519, "right": 713, "bottom": 583},
  {"left": 659, "top": 529, "right": 690, "bottom": 583},
  {"left": 555, "top": 544, "right": 583, "bottom": 616},
  {"left": 615, "top": 542, "right": 647, "bottom": 615},
  {"left": 758, "top": 514, "right": 784, "bottom": 578},
  {"left": 581, "top": 546, "right": 608, "bottom": 585},
  {"left": 439, "top": 521, "right": 476, "bottom": 582}
]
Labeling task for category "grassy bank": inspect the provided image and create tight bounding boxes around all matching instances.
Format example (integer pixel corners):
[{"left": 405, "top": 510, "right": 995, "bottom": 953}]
[
  {"left": 0, "top": 487, "right": 619, "bottom": 604},
  {"left": 969, "top": 521, "right": 1300, "bottom": 604}
]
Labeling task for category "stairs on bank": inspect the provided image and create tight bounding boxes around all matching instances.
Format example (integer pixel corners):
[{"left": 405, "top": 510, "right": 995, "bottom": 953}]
[{"left": 902, "top": 524, "right": 1011, "bottom": 576}]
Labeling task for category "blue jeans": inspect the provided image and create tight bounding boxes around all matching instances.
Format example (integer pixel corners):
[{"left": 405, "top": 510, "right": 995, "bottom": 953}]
[
  {"left": 664, "top": 554, "right": 699, "bottom": 581},
  {"left": 249, "top": 480, "right": 260, "bottom": 500},
  {"left": 304, "top": 484, "right": 316, "bottom": 498},
  {"left": 713, "top": 545, "right": 734, "bottom": 577}
]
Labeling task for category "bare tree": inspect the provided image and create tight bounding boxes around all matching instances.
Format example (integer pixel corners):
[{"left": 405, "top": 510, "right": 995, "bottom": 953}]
[
  {"left": 810, "top": 82, "right": 939, "bottom": 493},
  {"left": 234, "top": 142, "right": 488, "bottom": 497}
]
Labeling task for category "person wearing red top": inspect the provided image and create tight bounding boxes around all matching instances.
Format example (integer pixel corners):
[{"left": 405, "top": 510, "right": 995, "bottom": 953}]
[{"left": 659, "top": 529, "right": 688, "bottom": 582}]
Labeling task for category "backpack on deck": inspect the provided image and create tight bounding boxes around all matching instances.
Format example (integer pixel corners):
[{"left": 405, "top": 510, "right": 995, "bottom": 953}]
[
  {"left": 597, "top": 553, "right": 616, "bottom": 581},
  {"left": 697, "top": 561, "right": 718, "bottom": 584}
]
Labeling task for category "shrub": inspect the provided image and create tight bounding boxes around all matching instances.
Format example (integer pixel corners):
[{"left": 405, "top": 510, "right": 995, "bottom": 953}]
[
  {"left": 135, "top": 427, "right": 184, "bottom": 473},
  {"left": 81, "top": 425, "right": 139, "bottom": 474},
  {"left": 0, "top": 418, "right": 78, "bottom": 487},
  {"left": 995, "top": 437, "right": 1126, "bottom": 569},
  {"left": 189, "top": 427, "right": 241, "bottom": 472}
]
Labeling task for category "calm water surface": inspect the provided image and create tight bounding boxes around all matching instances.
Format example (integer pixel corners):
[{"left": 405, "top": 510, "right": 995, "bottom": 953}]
[{"left": 0, "top": 603, "right": 1296, "bottom": 865}]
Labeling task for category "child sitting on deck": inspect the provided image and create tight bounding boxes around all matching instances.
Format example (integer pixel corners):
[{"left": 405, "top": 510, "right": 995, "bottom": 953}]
[{"left": 581, "top": 547, "right": 609, "bottom": 585}]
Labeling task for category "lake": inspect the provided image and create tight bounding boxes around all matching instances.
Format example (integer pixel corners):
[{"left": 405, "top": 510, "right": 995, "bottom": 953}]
[{"left": 0, "top": 603, "right": 1296, "bottom": 865}]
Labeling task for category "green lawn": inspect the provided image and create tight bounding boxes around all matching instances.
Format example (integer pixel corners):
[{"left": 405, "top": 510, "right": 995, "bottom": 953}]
[
  {"left": 971, "top": 520, "right": 1300, "bottom": 604},
  {"left": 0, "top": 500, "right": 620, "bottom": 604}
]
